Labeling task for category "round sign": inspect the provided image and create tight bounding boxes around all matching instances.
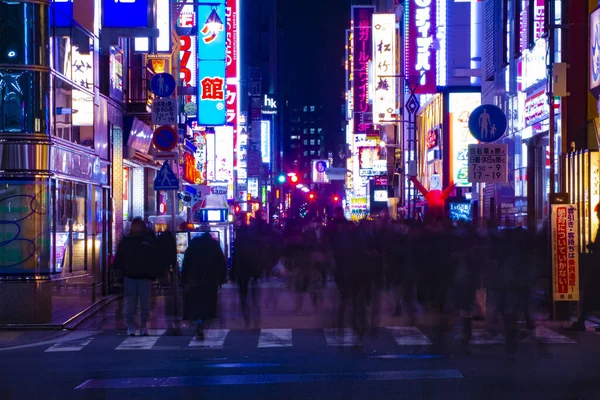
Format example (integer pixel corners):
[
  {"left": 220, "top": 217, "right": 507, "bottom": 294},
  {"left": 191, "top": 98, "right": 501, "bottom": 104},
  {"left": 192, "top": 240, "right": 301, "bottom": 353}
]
[
  {"left": 184, "top": 102, "right": 197, "bottom": 116},
  {"left": 468, "top": 104, "right": 508, "bottom": 143},
  {"left": 150, "top": 73, "right": 176, "bottom": 98},
  {"left": 315, "top": 160, "right": 327, "bottom": 173},
  {"left": 152, "top": 125, "right": 178, "bottom": 152}
]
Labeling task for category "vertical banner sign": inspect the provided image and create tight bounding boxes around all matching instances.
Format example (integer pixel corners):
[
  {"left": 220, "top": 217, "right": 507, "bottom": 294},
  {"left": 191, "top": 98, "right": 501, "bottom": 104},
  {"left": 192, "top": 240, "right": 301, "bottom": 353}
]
[
  {"left": 225, "top": 0, "right": 239, "bottom": 170},
  {"left": 551, "top": 204, "right": 580, "bottom": 301},
  {"left": 406, "top": 0, "right": 437, "bottom": 94},
  {"left": 352, "top": 6, "right": 375, "bottom": 133},
  {"left": 214, "top": 126, "right": 234, "bottom": 199},
  {"left": 197, "top": 1, "right": 227, "bottom": 126},
  {"left": 372, "top": 14, "right": 396, "bottom": 125},
  {"left": 346, "top": 29, "right": 354, "bottom": 120},
  {"left": 179, "top": 8, "right": 197, "bottom": 116}
]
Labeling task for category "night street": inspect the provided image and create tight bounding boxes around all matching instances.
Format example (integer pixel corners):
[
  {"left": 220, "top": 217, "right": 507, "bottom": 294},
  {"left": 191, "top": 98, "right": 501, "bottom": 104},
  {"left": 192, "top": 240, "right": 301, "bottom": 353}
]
[{"left": 2, "top": 309, "right": 600, "bottom": 399}]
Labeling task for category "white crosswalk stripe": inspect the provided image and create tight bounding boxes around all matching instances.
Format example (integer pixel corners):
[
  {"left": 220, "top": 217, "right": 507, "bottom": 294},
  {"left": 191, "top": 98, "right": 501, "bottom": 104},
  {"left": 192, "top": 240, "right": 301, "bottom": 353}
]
[
  {"left": 258, "top": 329, "right": 293, "bottom": 348},
  {"left": 39, "top": 326, "right": 579, "bottom": 353},
  {"left": 324, "top": 328, "right": 361, "bottom": 346},
  {"left": 45, "top": 338, "right": 94, "bottom": 352},
  {"left": 116, "top": 336, "right": 160, "bottom": 350},
  {"left": 387, "top": 327, "right": 431, "bottom": 345},
  {"left": 189, "top": 329, "right": 230, "bottom": 348},
  {"left": 533, "top": 326, "right": 576, "bottom": 344}
]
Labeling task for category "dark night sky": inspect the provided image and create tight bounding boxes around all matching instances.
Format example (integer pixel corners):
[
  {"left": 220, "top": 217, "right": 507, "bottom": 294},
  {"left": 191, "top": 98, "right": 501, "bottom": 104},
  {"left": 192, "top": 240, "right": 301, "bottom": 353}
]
[{"left": 279, "top": 0, "right": 351, "bottom": 151}]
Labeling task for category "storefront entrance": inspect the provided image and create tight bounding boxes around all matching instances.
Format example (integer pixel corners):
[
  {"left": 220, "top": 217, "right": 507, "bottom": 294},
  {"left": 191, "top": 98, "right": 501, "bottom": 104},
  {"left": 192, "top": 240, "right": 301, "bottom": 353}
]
[{"left": 526, "top": 133, "right": 551, "bottom": 233}]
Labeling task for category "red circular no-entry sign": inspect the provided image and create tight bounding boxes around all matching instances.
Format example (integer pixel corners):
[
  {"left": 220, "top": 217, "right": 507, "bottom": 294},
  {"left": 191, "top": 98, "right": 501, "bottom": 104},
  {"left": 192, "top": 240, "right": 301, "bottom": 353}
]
[{"left": 152, "top": 125, "right": 178, "bottom": 152}]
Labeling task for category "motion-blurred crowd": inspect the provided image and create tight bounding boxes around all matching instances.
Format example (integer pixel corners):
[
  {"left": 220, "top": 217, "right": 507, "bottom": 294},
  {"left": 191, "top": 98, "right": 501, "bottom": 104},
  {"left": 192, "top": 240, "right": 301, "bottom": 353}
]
[{"left": 113, "top": 206, "right": 599, "bottom": 352}]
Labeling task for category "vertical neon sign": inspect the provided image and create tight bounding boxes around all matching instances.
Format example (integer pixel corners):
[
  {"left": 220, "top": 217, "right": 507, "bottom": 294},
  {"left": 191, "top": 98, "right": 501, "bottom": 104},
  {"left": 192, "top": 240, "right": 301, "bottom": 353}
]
[
  {"left": 352, "top": 6, "right": 375, "bottom": 133},
  {"left": 406, "top": 0, "right": 437, "bottom": 94}
]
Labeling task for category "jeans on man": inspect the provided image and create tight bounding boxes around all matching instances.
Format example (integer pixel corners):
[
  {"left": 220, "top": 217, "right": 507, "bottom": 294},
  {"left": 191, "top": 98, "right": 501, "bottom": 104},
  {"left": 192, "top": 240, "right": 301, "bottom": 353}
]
[{"left": 124, "top": 277, "right": 151, "bottom": 329}]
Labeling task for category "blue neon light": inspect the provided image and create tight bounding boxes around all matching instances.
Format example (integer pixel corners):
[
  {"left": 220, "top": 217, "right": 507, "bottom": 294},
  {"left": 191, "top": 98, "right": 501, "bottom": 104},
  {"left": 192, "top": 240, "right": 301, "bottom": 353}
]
[{"left": 103, "top": 0, "right": 149, "bottom": 28}]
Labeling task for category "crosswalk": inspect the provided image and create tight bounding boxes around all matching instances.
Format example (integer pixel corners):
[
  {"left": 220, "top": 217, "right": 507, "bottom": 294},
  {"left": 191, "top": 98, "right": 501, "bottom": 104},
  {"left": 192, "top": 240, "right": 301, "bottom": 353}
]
[{"left": 39, "top": 326, "right": 578, "bottom": 353}]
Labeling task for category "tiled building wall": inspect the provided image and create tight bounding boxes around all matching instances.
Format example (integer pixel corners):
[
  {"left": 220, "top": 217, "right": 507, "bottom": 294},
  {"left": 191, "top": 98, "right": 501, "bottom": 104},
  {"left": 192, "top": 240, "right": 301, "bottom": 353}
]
[{"left": 132, "top": 167, "right": 145, "bottom": 218}]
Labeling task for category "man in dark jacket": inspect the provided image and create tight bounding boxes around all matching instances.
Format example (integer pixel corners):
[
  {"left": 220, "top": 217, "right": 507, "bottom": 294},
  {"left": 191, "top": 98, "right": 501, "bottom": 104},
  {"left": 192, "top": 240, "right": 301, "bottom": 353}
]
[
  {"left": 114, "top": 218, "right": 159, "bottom": 336},
  {"left": 182, "top": 233, "right": 227, "bottom": 338}
]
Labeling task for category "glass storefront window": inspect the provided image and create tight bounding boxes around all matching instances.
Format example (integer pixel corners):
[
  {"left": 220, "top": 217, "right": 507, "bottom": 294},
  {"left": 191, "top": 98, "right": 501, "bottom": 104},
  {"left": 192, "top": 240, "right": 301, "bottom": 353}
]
[
  {"left": 71, "top": 183, "right": 87, "bottom": 272},
  {"left": 0, "top": 180, "right": 51, "bottom": 276},
  {"left": 0, "top": 70, "right": 50, "bottom": 134},
  {"left": 54, "top": 77, "right": 73, "bottom": 141},
  {"left": 0, "top": 1, "right": 50, "bottom": 66}
]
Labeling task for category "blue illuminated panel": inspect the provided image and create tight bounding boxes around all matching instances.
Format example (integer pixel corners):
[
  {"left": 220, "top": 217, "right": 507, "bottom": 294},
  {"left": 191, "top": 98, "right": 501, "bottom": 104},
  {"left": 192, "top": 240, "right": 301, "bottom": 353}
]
[
  {"left": 103, "top": 0, "right": 149, "bottom": 28},
  {"left": 197, "top": 1, "right": 226, "bottom": 126}
]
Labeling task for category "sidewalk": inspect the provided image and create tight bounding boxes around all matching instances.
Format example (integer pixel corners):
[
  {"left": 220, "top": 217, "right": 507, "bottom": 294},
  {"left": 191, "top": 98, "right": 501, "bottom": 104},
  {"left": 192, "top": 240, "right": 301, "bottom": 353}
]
[{"left": 77, "top": 280, "right": 570, "bottom": 332}]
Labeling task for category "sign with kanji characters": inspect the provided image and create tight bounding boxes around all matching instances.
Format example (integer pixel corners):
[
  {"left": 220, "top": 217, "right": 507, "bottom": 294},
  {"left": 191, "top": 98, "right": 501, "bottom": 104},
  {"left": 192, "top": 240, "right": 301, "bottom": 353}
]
[
  {"left": 467, "top": 144, "right": 508, "bottom": 183},
  {"left": 151, "top": 98, "right": 177, "bottom": 125},
  {"left": 372, "top": 13, "right": 396, "bottom": 125},
  {"left": 197, "top": 1, "right": 226, "bottom": 126},
  {"left": 406, "top": 0, "right": 437, "bottom": 94},
  {"left": 352, "top": 6, "right": 375, "bottom": 133},
  {"left": 551, "top": 204, "right": 580, "bottom": 301}
]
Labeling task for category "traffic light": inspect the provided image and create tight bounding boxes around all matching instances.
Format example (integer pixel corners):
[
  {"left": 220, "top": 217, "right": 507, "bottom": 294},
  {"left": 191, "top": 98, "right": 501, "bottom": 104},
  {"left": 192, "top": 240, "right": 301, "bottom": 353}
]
[
  {"left": 332, "top": 195, "right": 340, "bottom": 202},
  {"left": 290, "top": 175, "right": 299, "bottom": 184},
  {"left": 277, "top": 174, "right": 286, "bottom": 184},
  {"left": 308, "top": 192, "right": 315, "bottom": 200},
  {"left": 234, "top": 205, "right": 241, "bottom": 213}
]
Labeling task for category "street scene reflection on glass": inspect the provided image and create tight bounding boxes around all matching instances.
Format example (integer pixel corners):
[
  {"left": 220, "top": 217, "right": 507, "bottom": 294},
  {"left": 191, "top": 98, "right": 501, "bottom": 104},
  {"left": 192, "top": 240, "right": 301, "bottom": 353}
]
[{"left": 2, "top": 0, "right": 600, "bottom": 399}]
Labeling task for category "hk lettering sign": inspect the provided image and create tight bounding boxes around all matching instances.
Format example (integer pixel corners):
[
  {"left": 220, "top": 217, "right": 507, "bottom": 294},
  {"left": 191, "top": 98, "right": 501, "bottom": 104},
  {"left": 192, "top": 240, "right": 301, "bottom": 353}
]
[
  {"left": 352, "top": 6, "right": 374, "bottom": 134},
  {"left": 408, "top": 0, "right": 437, "bottom": 94}
]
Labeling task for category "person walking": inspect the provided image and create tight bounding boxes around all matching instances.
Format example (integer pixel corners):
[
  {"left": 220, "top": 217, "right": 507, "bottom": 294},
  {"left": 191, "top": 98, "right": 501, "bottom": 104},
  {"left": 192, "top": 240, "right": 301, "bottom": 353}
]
[
  {"left": 182, "top": 233, "right": 227, "bottom": 338},
  {"left": 114, "top": 218, "right": 159, "bottom": 336}
]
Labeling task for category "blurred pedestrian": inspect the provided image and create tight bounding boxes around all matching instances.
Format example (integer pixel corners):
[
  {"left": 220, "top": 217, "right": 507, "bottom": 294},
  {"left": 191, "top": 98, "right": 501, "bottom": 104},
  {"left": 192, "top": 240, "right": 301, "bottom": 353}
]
[
  {"left": 182, "top": 233, "right": 227, "bottom": 338},
  {"left": 114, "top": 217, "right": 159, "bottom": 336}
]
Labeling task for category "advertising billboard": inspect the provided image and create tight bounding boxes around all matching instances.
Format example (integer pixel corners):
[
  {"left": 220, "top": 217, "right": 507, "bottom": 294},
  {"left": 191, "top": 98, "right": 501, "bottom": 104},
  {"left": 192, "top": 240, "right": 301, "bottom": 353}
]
[
  {"left": 406, "top": 0, "right": 437, "bottom": 94},
  {"left": 551, "top": 204, "right": 580, "bottom": 301},
  {"left": 449, "top": 92, "right": 481, "bottom": 187},
  {"left": 226, "top": 0, "right": 239, "bottom": 136},
  {"left": 214, "top": 126, "right": 234, "bottom": 198},
  {"left": 197, "top": 1, "right": 227, "bottom": 126},
  {"left": 372, "top": 14, "right": 396, "bottom": 125},
  {"left": 103, "top": 0, "right": 149, "bottom": 28},
  {"left": 352, "top": 6, "right": 375, "bottom": 133},
  {"left": 260, "top": 120, "right": 271, "bottom": 164},
  {"left": 179, "top": 6, "right": 197, "bottom": 116},
  {"left": 312, "top": 160, "right": 330, "bottom": 184},
  {"left": 591, "top": 7, "right": 600, "bottom": 92}
]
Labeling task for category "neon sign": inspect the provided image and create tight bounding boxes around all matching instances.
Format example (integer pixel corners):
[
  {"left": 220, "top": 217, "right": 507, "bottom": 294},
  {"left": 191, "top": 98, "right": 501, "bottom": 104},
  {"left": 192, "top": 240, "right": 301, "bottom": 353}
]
[
  {"left": 407, "top": 0, "right": 437, "bottom": 94},
  {"left": 352, "top": 6, "right": 375, "bottom": 133}
]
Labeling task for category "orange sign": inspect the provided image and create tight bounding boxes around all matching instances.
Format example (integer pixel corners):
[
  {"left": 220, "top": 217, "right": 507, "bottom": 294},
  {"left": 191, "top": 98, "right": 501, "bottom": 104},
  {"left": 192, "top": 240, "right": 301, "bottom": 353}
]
[{"left": 183, "top": 153, "right": 201, "bottom": 184}]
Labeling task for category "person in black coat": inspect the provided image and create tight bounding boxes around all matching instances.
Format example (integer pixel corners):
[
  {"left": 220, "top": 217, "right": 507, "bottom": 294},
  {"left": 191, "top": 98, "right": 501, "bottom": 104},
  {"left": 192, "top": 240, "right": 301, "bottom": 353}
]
[
  {"left": 114, "top": 218, "right": 159, "bottom": 336},
  {"left": 182, "top": 233, "right": 227, "bottom": 338}
]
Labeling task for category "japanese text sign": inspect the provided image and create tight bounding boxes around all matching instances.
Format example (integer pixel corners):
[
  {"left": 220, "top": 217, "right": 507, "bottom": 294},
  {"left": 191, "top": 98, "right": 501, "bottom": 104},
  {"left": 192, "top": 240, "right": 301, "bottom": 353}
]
[
  {"left": 151, "top": 98, "right": 177, "bottom": 125},
  {"left": 406, "top": 0, "right": 437, "bottom": 94},
  {"left": 226, "top": 0, "right": 238, "bottom": 131},
  {"left": 467, "top": 144, "right": 508, "bottom": 183},
  {"left": 352, "top": 6, "right": 375, "bottom": 133},
  {"left": 551, "top": 205, "right": 580, "bottom": 301},
  {"left": 197, "top": 1, "right": 226, "bottom": 126},
  {"left": 372, "top": 14, "right": 397, "bottom": 125}
]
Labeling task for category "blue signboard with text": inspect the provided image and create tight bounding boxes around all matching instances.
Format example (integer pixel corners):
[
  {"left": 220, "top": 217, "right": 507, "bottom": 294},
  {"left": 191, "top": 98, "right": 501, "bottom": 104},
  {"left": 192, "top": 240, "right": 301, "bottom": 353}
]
[
  {"left": 197, "top": 1, "right": 226, "bottom": 126},
  {"left": 103, "top": 0, "right": 149, "bottom": 28}
]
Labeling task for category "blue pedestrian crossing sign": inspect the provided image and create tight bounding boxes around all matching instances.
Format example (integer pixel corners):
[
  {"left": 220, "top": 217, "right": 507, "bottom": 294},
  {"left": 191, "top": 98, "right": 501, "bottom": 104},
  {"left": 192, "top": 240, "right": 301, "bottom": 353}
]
[
  {"left": 150, "top": 73, "right": 176, "bottom": 98},
  {"left": 468, "top": 104, "right": 508, "bottom": 143},
  {"left": 154, "top": 161, "right": 179, "bottom": 191}
]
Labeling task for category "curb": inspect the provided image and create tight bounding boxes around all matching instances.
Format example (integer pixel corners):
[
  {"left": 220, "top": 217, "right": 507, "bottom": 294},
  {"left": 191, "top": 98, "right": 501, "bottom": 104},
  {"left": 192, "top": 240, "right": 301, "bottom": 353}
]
[{"left": 0, "top": 295, "right": 120, "bottom": 331}]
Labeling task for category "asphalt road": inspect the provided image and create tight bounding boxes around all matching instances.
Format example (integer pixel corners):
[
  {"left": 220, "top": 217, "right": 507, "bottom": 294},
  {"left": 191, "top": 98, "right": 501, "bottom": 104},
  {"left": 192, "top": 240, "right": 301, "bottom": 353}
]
[{"left": 1, "top": 325, "right": 600, "bottom": 400}]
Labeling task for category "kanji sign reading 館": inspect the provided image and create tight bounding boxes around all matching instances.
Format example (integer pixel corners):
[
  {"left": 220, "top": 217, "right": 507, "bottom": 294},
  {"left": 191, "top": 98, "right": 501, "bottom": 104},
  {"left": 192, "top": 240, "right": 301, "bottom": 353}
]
[{"left": 197, "top": 1, "right": 226, "bottom": 126}]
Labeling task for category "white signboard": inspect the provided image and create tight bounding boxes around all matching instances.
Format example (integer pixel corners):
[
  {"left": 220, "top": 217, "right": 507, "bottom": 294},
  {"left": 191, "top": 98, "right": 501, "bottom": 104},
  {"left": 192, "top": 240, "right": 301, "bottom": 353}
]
[
  {"left": 372, "top": 14, "right": 397, "bottom": 124},
  {"left": 591, "top": 8, "right": 600, "bottom": 91},
  {"left": 152, "top": 98, "right": 177, "bottom": 125},
  {"left": 467, "top": 144, "right": 508, "bottom": 183}
]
